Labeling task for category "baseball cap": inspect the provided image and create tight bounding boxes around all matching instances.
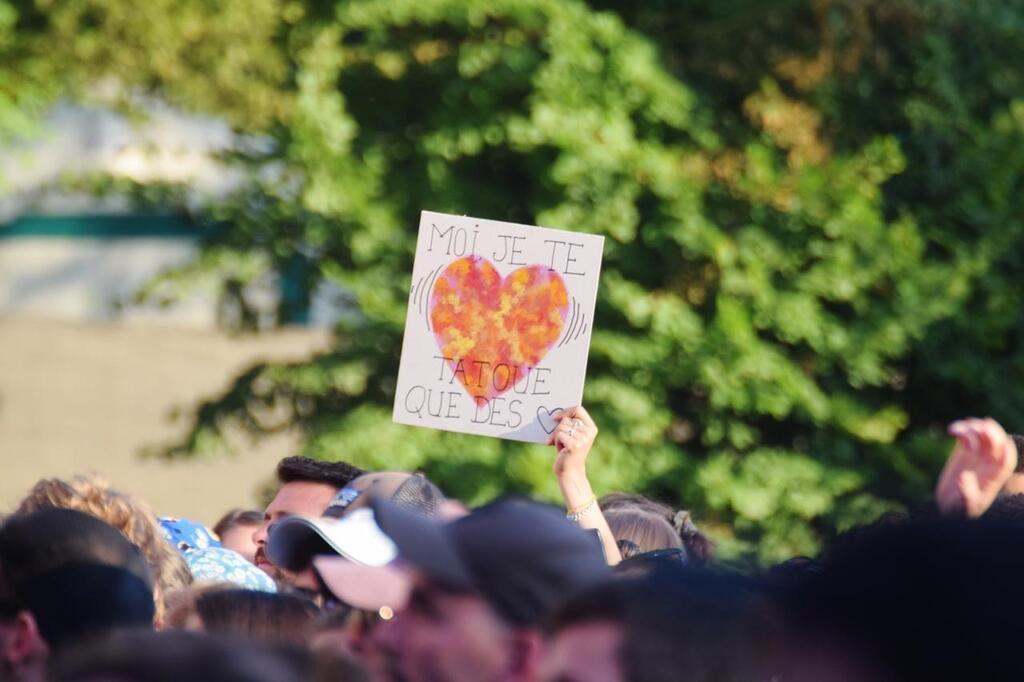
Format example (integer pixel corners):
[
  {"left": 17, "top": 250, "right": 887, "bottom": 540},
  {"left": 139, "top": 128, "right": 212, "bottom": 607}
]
[
  {"left": 0, "top": 508, "right": 155, "bottom": 648},
  {"left": 370, "top": 496, "right": 611, "bottom": 626},
  {"left": 267, "top": 507, "right": 398, "bottom": 572},
  {"left": 314, "top": 556, "right": 411, "bottom": 612},
  {"left": 322, "top": 472, "right": 445, "bottom": 519},
  {"left": 159, "top": 517, "right": 221, "bottom": 555},
  {"left": 267, "top": 473, "right": 443, "bottom": 572}
]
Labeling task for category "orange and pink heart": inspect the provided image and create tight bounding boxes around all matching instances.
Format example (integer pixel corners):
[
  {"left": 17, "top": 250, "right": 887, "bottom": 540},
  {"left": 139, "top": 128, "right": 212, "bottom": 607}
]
[{"left": 430, "top": 256, "right": 569, "bottom": 404}]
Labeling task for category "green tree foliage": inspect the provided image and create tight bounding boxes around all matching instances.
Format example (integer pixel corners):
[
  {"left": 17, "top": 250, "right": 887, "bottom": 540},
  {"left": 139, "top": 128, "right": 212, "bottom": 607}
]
[{"left": 5, "top": 0, "right": 1024, "bottom": 564}]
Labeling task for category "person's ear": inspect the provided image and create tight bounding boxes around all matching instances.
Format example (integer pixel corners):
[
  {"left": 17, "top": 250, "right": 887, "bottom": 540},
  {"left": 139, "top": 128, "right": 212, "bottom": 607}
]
[
  {"left": 3, "top": 611, "right": 48, "bottom": 667},
  {"left": 504, "top": 628, "right": 545, "bottom": 682}
]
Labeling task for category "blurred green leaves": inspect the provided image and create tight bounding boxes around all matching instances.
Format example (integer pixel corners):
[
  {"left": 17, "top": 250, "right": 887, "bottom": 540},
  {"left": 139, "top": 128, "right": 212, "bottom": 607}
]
[{"left": 6, "top": 0, "right": 1024, "bottom": 565}]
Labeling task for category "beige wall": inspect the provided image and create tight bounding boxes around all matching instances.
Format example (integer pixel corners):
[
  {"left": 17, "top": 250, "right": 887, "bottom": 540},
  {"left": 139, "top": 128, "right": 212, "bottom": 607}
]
[{"left": 0, "top": 317, "right": 331, "bottom": 524}]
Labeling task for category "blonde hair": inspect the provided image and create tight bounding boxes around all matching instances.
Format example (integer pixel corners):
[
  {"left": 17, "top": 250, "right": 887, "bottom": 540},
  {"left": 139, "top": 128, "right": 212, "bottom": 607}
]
[
  {"left": 604, "top": 507, "right": 684, "bottom": 559},
  {"left": 600, "top": 493, "right": 714, "bottom": 565},
  {"left": 15, "top": 474, "right": 193, "bottom": 624}
]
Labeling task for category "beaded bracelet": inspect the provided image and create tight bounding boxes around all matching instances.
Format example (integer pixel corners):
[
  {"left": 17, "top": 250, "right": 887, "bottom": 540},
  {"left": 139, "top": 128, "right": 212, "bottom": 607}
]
[{"left": 566, "top": 497, "right": 597, "bottom": 522}]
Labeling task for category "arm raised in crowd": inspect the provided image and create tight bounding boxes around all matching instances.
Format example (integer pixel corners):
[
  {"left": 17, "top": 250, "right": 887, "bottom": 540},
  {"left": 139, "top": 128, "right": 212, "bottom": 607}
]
[
  {"left": 935, "top": 417, "right": 1018, "bottom": 518},
  {"left": 548, "top": 406, "right": 622, "bottom": 565}
]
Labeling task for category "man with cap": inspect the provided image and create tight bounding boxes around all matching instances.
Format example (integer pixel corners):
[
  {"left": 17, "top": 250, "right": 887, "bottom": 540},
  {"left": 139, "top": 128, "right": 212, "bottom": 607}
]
[
  {"left": 265, "top": 471, "right": 444, "bottom": 597},
  {"left": 0, "top": 508, "right": 156, "bottom": 681},
  {"left": 316, "top": 496, "right": 610, "bottom": 682},
  {"left": 252, "top": 456, "right": 365, "bottom": 582}
]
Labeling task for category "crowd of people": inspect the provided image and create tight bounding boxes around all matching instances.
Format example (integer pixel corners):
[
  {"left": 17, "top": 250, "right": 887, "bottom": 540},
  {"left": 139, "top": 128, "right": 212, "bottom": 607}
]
[{"left": 2, "top": 407, "right": 1024, "bottom": 681}]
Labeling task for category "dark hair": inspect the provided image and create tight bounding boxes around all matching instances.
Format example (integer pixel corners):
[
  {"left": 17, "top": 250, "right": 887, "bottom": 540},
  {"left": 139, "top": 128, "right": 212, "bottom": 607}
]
[
  {"left": 548, "top": 567, "right": 775, "bottom": 682},
  {"left": 546, "top": 575, "right": 628, "bottom": 632},
  {"left": 784, "top": 518, "right": 1024, "bottom": 680},
  {"left": 213, "top": 509, "right": 264, "bottom": 538},
  {"left": 599, "top": 493, "right": 714, "bottom": 565},
  {"left": 50, "top": 630, "right": 310, "bottom": 682},
  {"left": 195, "top": 589, "right": 319, "bottom": 646},
  {"left": 1012, "top": 435, "right": 1024, "bottom": 473},
  {"left": 0, "top": 508, "right": 155, "bottom": 648},
  {"left": 276, "top": 457, "right": 365, "bottom": 489},
  {"left": 615, "top": 548, "right": 690, "bottom": 576},
  {"left": 315, "top": 605, "right": 355, "bottom": 631},
  {"left": 983, "top": 493, "right": 1024, "bottom": 523}
]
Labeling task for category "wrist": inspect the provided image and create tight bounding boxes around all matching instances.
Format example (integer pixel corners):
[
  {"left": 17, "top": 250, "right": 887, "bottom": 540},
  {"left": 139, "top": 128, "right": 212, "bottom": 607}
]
[
  {"left": 566, "top": 497, "right": 597, "bottom": 522},
  {"left": 556, "top": 465, "right": 588, "bottom": 484}
]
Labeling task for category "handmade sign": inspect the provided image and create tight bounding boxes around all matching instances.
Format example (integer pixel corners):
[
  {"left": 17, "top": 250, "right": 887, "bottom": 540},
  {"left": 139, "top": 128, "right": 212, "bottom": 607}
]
[{"left": 393, "top": 211, "right": 604, "bottom": 443}]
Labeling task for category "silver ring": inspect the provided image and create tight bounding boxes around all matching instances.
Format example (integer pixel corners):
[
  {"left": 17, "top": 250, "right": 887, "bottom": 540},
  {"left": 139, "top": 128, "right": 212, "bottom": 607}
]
[
  {"left": 572, "top": 419, "right": 583, "bottom": 428},
  {"left": 568, "top": 428, "right": 575, "bottom": 438}
]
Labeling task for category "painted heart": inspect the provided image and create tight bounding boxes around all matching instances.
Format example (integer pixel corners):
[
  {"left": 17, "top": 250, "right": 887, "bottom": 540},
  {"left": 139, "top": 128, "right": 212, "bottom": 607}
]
[
  {"left": 536, "top": 406, "right": 568, "bottom": 435},
  {"left": 430, "top": 255, "right": 569, "bottom": 405}
]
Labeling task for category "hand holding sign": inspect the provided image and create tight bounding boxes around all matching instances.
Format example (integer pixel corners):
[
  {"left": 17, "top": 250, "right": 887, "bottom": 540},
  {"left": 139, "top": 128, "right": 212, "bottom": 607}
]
[
  {"left": 393, "top": 211, "right": 603, "bottom": 442},
  {"left": 549, "top": 406, "right": 599, "bottom": 478}
]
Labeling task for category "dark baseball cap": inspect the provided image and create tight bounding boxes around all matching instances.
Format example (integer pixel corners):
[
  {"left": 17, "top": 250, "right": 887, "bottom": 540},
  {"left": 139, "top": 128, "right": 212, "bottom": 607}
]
[
  {"left": 371, "top": 496, "right": 611, "bottom": 627},
  {"left": 0, "top": 508, "right": 155, "bottom": 648}
]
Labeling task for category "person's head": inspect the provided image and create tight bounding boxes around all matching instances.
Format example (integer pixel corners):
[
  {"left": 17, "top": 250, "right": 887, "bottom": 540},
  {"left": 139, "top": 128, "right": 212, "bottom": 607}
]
[
  {"left": 604, "top": 508, "right": 682, "bottom": 560},
  {"left": 311, "top": 607, "right": 358, "bottom": 658},
  {"left": 184, "top": 589, "right": 319, "bottom": 647},
  {"left": 163, "top": 583, "right": 231, "bottom": 630},
  {"left": 544, "top": 567, "right": 776, "bottom": 682},
  {"left": 15, "top": 475, "right": 191, "bottom": 625},
  {"left": 0, "top": 508, "right": 155, "bottom": 681},
  {"left": 213, "top": 509, "right": 263, "bottom": 564},
  {"left": 50, "top": 629, "right": 313, "bottom": 682},
  {"left": 781, "top": 517, "right": 1024, "bottom": 681},
  {"left": 253, "top": 457, "right": 365, "bottom": 581},
  {"left": 368, "top": 497, "right": 610, "bottom": 682},
  {"left": 544, "top": 579, "right": 629, "bottom": 682},
  {"left": 265, "top": 472, "right": 444, "bottom": 587},
  {"left": 599, "top": 493, "right": 713, "bottom": 565}
]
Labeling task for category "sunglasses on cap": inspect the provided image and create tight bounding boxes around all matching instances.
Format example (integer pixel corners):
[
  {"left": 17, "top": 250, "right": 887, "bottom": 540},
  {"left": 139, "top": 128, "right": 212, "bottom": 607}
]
[{"left": 324, "top": 486, "right": 363, "bottom": 519}]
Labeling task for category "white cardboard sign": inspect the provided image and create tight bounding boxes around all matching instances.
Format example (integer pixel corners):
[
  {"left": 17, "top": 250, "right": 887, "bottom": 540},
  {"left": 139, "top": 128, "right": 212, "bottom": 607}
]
[{"left": 392, "top": 211, "right": 604, "bottom": 443}]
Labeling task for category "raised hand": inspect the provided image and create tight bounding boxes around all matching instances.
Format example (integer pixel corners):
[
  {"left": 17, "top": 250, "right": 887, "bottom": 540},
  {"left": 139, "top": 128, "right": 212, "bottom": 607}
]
[
  {"left": 547, "top": 406, "right": 620, "bottom": 565},
  {"left": 548, "top": 405, "right": 599, "bottom": 478},
  {"left": 935, "top": 417, "right": 1018, "bottom": 517}
]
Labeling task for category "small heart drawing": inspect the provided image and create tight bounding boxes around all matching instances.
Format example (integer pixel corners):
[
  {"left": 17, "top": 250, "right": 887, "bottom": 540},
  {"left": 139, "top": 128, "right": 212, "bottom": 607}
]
[
  {"left": 430, "top": 256, "right": 569, "bottom": 405},
  {"left": 536, "top": 406, "right": 567, "bottom": 435}
]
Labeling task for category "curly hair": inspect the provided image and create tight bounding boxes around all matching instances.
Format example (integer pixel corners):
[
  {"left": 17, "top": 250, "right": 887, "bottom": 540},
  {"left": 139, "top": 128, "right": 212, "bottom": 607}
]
[
  {"left": 276, "top": 457, "right": 365, "bottom": 488},
  {"left": 15, "top": 475, "right": 192, "bottom": 624}
]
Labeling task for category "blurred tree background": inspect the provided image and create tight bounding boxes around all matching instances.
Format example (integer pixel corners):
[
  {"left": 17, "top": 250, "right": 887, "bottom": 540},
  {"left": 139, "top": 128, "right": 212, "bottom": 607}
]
[{"left": 4, "top": 0, "right": 1023, "bottom": 564}]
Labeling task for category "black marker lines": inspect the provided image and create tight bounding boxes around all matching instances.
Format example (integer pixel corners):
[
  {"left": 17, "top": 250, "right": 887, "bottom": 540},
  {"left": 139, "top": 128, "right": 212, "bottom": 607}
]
[
  {"left": 423, "top": 265, "right": 443, "bottom": 331},
  {"left": 572, "top": 313, "right": 587, "bottom": 341},
  {"left": 558, "top": 298, "right": 580, "bottom": 347}
]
